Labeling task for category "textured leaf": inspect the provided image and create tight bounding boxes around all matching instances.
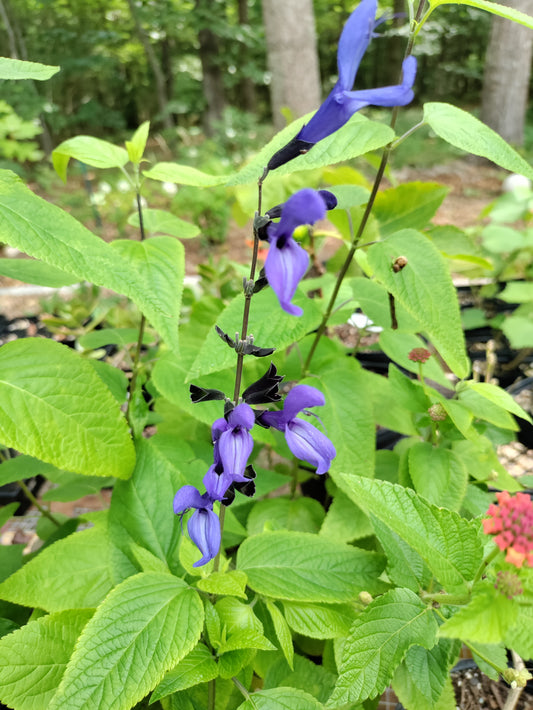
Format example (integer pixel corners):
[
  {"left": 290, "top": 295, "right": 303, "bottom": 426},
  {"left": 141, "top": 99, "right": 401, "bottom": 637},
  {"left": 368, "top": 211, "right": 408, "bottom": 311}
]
[
  {"left": 0, "top": 610, "right": 93, "bottom": 710},
  {"left": 196, "top": 571, "right": 248, "bottom": 599},
  {"left": 320, "top": 488, "right": 373, "bottom": 543},
  {"left": 266, "top": 601, "right": 294, "bottom": 670},
  {"left": 282, "top": 601, "right": 356, "bottom": 639},
  {"left": 247, "top": 497, "right": 325, "bottom": 535},
  {"left": 237, "top": 687, "right": 324, "bottom": 710},
  {"left": 0, "top": 171, "right": 180, "bottom": 349},
  {"left": 49, "top": 573, "right": 203, "bottom": 710},
  {"left": 127, "top": 208, "right": 200, "bottom": 239},
  {"left": 328, "top": 588, "right": 438, "bottom": 706},
  {"left": 0, "top": 57, "right": 59, "bottom": 80},
  {"left": 187, "top": 287, "right": 323, "bottom": 381},
  {"left": 423, "top": 102, "right": 533, "bottom": 178},
  {"left": 373, "top": 182, "right": 449, "bottom": 237},
  {"left": 430, "top": 0, "right": 533, "bottom": 30},
  {"left": 393, "top": 640, "right": 459, "bottom": 710},
  {"left": 505, "top": 606, "right": 533, "bottom": 659},
  {"left": 52, "top": 136, "right": 129, "bottom": 181},
  {"left": 0, "top": 525, "right": 113, "bottom": 612},
  {"left": 343, "top": 475, "right": 483, "bottom": 590},
  {"left": 408, "top": 442, "right": 468, "bottom": 511},
  {"left": 0, "top": 257, "right": 78, "bottom": 287},
  {"left": 237, "top": 531, "right": 385, "bottom": 602},
  {"left": 351, "top": 276, "right": 420, "bottom": 331},
  {"left": 0, "top": 338, "right": 134, "bottom": 478},
  {"left": 150, "top": 643, "right": 218, "bottom": 701},
  {"left": 371, "top": 516, "right": 431, "bottom": 593},
  {"left": 367, "top": 229, "right": 469, "bottom": 377},
  {"left": 461, "top": 381, "right": 533, "bottom": 424}
]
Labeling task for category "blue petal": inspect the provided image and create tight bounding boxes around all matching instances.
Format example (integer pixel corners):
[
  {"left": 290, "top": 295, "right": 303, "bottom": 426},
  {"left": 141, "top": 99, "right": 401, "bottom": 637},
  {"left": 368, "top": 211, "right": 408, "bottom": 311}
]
[
  {"left": 203, "top": 465, "right": 234, "bottom": 501},
  {"left": 337, "top": 0, "right": 377, "bottom": 90},
  {"left": 227, "top": 402, "right": 255, "bottom": 430},
  {"left": 283, "top": 384, "right": 325, "bottom": 422},
  {"left": 285, "top": 419, "right": 336, "bottom": 475},
  {"left": 173, "top": 485, "right": 209, "bottom": 514},
  {"left": 218, "top": 427, "right": 254, "bottom": 481},
  {"left": 259, "top": 409, "right": 285, "bottom": 431},
  {"left": 297, "top": 87, "right": 353, "bottom": 144},
  {"left": 188, "top": 508, "right": 221, "bottom": 567},
  {"left": 268, "top": 188, "right": 327, "bottom": 242},
  {"left": 343, "top": 56, "right": 417, "bottom": 109},
  {"left": 265, "top": 235, "right": 309, "bottom": 316}
]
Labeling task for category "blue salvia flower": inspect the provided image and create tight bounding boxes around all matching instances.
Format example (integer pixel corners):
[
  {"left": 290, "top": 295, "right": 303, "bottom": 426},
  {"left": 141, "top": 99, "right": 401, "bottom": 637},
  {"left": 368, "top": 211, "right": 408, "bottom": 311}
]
[
  {"left": 212, "top": 402, "right": 255, "bottom": 482},
  {"left": 267, "top": 0, "right": 417, "bottom": 171},
  {"left": 264, "top": 188, "right": 327, "bottom": 316},
  {"left": 260, "top": 384, "right": 336, "bottom": 474}
]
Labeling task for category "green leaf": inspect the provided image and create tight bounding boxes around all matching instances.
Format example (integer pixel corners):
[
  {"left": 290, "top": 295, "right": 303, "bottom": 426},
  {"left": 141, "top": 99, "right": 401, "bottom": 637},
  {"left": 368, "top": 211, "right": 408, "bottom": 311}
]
[
  {"left": 457, "top": 385, "right": 519, "bottom": 430},
  {"left": 371, "top": 516, "right": 431, "bottom": 593},
  {"left": 373, "top": 182, "right": 449, "bottom": 237},
  {"left": 502, "top": 308, "right": 533, "bottom": 348},
  {"left": 143, "top": 162, "right": 229, "bottom": 186},
  {"left": 41, "top": 471, "right": 113, "bottom": 502},
  {"left": 150, "top": 643, "right": 218, "bottom": 701},
  {"left": 125, "top": 121, "right": 149, "bottom": 164},
  {"left": 408, "top": 443, "right": 468, "bottom": 511},
  {"left": 343, "top": 475, "right": 483, "bottom": 590},
  {"left": 430, "top": 0, "right": 533, "bottom": 29},
  {"left": 266, "top": 601, "right": 294, "bottom": 670},
  {"left": 247, "top": 497, "right": 325, "bottom": 535},
  {"left": 0, "top": 502, "right": 19, "bottom": 530},
  {"left": 49, "top": 573, "right": 203, "bottom": 710},
  {"left": 328, "top": 588, "right": 439, "bottom": 706},
  {"left": 423, "top": 103, "right": 533, "bottom": 178},
  {"left": 0, "top": 57, "right": 59, "bottom": 81},
  {"left": 0, "top": 525, "right": 114, "bottom": 612},
  {"left": 0, "top": 170, "right": 180, "bottom": 349},
  {"left": 215, "top": 597, "right": 276, "bottom": 654},
  {"left": 196, "top": 570, "right": 248, "bottom": 599},
  {"left": 52, "top": 136, "right": 129, "bottom": 181},
  {"left": 187, "top": 287, "right": 323, "bottom": 381},
  {"left": 367, "top": 229, "right": 469, "bottom": 378},
  {"left": 237, "top": 531, "right": 385, "bottom": 602},
  {"left": 0, "top": 609, "right": 93, "bottom": 710},
  {"left": 505, "top": 606, "right": 533, "bottom": 658},
  {"left": 0, "top": 455, "right": 61, "bottom": 487},
  {"left": 127, "top": 208, "right": 200, "bottom": 239},
  {"left": 351, "top": 276, "right": 420, "bottom": 331},
  {"left": 237, "top": 687, "right": 324, "bottom": 710},
  {"left": 393, "top": 640, "right": 458, "bottom": 710},
  {"left": 327, "top": 184, "right": 370, "bottom": 210},
  {"left": 439, "top": 581, "right": 518, "bottom": 644},
  {"left": 319, "top": 488, "right": 373, "bottom": 543},
  {"left": 0, "top": 338, "right": 134, "bottom": 478},
  {"left": 0, "top": 257, "right": 79, "bottom": 287},
  {"left": 263, "top": 653, "right": 336, "bottom": 704},
  {"left": 461, "top": 381, "right": 533, "bottom": 424},
  {"left": 108, "top": 437, "right": 185, "bottom": 579},
  {"left": 282, "top": 601, "right": 356, "bottom": 639},
  {"left": 78, "top": 327, "right": 151, "bottom": 350},
  {"left": 499, "top": 281, "right": 533, "bottom": 303}
]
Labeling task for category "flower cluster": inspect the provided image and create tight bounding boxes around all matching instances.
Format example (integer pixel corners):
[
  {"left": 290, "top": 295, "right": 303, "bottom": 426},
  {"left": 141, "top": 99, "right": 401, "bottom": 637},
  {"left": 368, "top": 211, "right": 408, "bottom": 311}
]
[
  {"left": 483, "top": 491, "right": 533, "bottom": 568},
  {"left": 408, "top": 347, "right": 431, "bottom": 363},
  {"left": 174, "top": 369, "right": 336, "bottom": 566}
]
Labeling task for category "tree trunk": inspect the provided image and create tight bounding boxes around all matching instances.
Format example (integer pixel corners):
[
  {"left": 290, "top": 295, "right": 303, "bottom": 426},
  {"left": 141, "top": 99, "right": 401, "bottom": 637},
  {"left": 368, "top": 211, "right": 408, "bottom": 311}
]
[
  {"left": 237, "top": 0, "right": 257, "bottom": 113},
  {"left": 125, "top": 0, "right": 173, "bottom": 131},
  {"left": 262, "top": 0, "right": 321, "bottom": 130},
  {"left": 195, "top": 0, "right": 227, "bottom": 135},
  {"left": 481, "top": 0, "right": 533, "bottom": 146}
]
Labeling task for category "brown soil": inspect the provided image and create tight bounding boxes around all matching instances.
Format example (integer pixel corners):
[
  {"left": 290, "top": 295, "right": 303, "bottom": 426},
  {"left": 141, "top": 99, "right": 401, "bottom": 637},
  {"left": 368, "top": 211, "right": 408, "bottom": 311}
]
[{"left": 451, "top": 664, "right": 533, "bottom": 710}]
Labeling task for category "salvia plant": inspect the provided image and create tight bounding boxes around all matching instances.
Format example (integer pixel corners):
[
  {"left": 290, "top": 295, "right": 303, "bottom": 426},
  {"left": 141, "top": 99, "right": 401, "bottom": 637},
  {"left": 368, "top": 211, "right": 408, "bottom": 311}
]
[{"left": 1, "top": 1, "right": 533, "bottom": 708}]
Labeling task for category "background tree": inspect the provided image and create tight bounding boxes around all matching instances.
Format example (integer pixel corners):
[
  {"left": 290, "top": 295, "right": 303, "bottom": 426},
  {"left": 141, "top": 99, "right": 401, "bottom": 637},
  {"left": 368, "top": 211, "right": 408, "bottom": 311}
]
[
  {"left": 481, "top": 0, "right": 533, "bottom": 145},
  {"left": 261, "top": 0, "right": 321, "bottom": 130}
]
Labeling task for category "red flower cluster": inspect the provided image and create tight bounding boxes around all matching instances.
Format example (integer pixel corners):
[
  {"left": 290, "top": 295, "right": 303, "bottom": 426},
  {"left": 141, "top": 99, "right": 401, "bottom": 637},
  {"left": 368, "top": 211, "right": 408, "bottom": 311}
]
[
  {"left": 483, "top": 491, "right": 533, "bottom": 568},
  {"left": 408, "top": 347, "right": 431, "bottom": 363}
]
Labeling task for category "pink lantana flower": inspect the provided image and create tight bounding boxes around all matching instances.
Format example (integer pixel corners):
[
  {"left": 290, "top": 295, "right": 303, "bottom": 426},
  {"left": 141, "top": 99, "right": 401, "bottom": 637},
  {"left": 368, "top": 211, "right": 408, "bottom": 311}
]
[{"left": 483, "top": 491, "right": 533, "bottom": 568}]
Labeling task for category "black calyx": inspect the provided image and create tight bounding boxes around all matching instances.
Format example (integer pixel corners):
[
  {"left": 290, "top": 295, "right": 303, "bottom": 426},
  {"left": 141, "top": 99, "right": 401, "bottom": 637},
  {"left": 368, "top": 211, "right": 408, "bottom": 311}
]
[{"left": 242, "top": 362, "right": 283, "bottom": 404}]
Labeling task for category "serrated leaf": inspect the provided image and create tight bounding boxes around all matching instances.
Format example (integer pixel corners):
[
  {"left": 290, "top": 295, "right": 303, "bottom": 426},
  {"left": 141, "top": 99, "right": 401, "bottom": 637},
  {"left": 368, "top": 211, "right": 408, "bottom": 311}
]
[
  {"left": 127, "top": 208, "right": 200, "bottom": 239},
  {"left": 408, "top": 442, "right": 468, "bottom": 511},
  {"left": 458, "top": 385, "right": 519, "bottom": 430},
  {"left": 351, "top": 276, "right": 420, "bottom": 331},
  {"left": 0, "top": 171, "right": 180, "bottom": 349},
  {"left": 504, "top": 606, "right": 533, "bottom": 658},
  {"left": 196, "top": 571, "right": 248, "bottom": 598},
  {"left": 320, "top": 488, "right": 373, "bottom": 543},
  {"left": 373, "top": 182, "right": 449, "bottom": 237},
  {"left": 371, "top": 516, "right": 431, "bottom": 592},
  {"left": 0, "top": 525, "right": 113, "bottom": 612},
  {"left": 49, "top": 573, "right": 203, "bottom": 710},
  {"left": 393, "top": 641, "right": 457, "bottom": 710},
  {"left": 237, "top": 687, "right": 324, "bottom": 710},
  {"left": 282, "top": 601, "right": 356, "bottom": 639},
  {"left": 367, "top": 229, "right": 469, "bottom": 377},
  {"left": 0, "top": 609, "right": 93, "bottom": 710},
  {"left": 264, "top": 653, "right": 336, "bottom": 704},
  {"left": 52, "top": 136, "right": 129, "bottom": 181},
  {"left": 328, "top": 588, "right": 438, "bottom": 706},
  {"left": 438, "top": 581, "right": 518, "bottom": 644},
  {"left": 237, "top": 531, "right": 385, "bottom": 602},
  {"left": 423, "top": 102, "right": 533, "bottom": 178},
  {"left": 462, "top": 381, "right": 533, "bottom": 424},
  {"left": 0, "top": 338, "right": 134, "bottom": 478},
  {"left": 266, "top": 601, "right": 294, "bottom": 670},
  {"left": 0, "top": 257, "right": 78, "bottom": 287},
  {"left": 0, "top": 57, "right": 59, "bottom": 81},
  {"left": 343, "top": 475, "right": 483, "bottom": 590},
  {"left": 215, "top": 597, "right": 276, "bottom": 654},
  {"left": 247, "top": 497, "right": 325, "bottom": 535},
  {"left": 187, "top": 288, "right": 322, "bottom": 381},
  {"left": 150, "top": 643, "right": 218, "bottom": 701}
]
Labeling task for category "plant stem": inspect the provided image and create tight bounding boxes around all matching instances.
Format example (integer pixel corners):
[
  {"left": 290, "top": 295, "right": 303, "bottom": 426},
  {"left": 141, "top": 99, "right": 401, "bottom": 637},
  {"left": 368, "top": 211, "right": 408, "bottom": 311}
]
[
  {"left": 465, "top": 641, "right": 507, "bottom": 676},
  {"left": 421, "top": 591, "right": 470, "bottom": 606},
  {"left": 302, "top": 0, "right": 427, "bottom": 376},
  {"left": 125, "top": 187, "right": 148, "bottom": 432},
  {"left": 504, "top": 651, "right": 527, "bottom": 710},
  {"left": 473, "top": 544, "right": 500, "bottom": 585},
  {"left": 17, "top": 479, "right": 62, "bottom": 527},
  {"left": 208, "top": 678, "right": 216, "bottom": 710}
]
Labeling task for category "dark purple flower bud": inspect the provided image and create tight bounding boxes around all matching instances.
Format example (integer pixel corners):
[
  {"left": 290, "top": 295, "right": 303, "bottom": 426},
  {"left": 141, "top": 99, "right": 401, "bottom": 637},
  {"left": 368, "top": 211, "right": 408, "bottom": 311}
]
[
  {"left": 266, "top": 0, "right": 417, "bottom": 172},
  {"left": 189, "top": 384, "right": 226, "bottom": 403},
  {"left": 242, "top": 363, "right": 284, "bottom": 405},
  {"left": 265, "top": 189, "right": 326, "bottom": 316},
  {"left": 261, "top": 384, "right": 336, "bottom": 474},
  {"left": 318, "top": 190, "right": 338, "bottom": 211},
  {"left": 173, "top": 485, "right": 221, "bottom": 567}
]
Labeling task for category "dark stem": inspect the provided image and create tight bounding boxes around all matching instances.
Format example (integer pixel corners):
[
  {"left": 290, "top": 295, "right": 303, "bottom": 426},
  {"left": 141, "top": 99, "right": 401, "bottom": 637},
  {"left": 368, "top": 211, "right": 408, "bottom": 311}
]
[
  {"left": 302, "top": 0, "right": 426, "bottom": 376},
  {"left": 17, "top": 479, "right": 62, "bottom": 527}
]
